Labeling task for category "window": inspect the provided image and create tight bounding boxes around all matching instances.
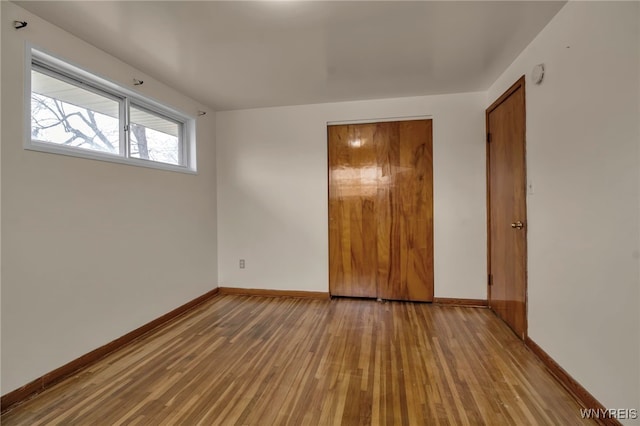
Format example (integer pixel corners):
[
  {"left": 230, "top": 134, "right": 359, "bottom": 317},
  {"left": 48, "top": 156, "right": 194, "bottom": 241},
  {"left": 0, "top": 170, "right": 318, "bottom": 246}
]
[{"left": 27, "top": 47, "right": 196, "bottom": 173}]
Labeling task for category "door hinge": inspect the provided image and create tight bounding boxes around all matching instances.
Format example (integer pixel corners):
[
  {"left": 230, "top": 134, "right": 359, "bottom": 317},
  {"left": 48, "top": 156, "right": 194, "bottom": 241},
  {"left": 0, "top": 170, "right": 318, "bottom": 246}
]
[
  {"left": 488, "top": 274, "right": 493, "bottom": 286},
  {"left": 486, "top": 133, "right": 492, "bottom": 143}
]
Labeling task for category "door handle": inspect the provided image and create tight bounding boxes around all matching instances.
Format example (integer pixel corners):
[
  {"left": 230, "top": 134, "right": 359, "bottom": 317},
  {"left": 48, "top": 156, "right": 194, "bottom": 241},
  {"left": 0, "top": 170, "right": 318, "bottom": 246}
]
[{"left": 511, "top": 221, "right": 524, "bottom": 230}]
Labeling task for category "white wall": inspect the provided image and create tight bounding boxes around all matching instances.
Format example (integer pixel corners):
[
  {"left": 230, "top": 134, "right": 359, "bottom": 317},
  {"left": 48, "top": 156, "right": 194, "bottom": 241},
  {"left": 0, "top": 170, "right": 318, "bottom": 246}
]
[
  {"left": 0, "top": 1, "right": 4, "bottom": 396},
  {"left": 1, "top": 2, "right": 217, "bottom": 394},
  {"left": 216, "top": 93, "right": 487, "bottom": 299},
  {"left": 488, "top": 1, "right": 640, "bottom": 419}
]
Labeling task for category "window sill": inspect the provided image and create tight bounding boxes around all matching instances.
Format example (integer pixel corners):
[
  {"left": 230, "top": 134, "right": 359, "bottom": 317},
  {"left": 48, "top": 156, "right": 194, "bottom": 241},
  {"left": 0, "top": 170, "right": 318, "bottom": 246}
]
[{"left": 25, "top": 141, "right": 198, "bottom": 175}]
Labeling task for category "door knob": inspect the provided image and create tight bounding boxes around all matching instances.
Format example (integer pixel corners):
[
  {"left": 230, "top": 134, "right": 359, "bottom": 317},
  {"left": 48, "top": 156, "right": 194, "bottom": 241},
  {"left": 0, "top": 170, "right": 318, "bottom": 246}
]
[{"left": 511, "top": 221, "right": 524, "bottom": 229}]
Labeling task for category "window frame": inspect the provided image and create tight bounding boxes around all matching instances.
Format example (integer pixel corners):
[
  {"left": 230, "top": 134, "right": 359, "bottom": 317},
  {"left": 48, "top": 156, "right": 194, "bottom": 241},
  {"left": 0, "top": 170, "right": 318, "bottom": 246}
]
[{"left": 25, "top": 45, "right": 197, "bottom": 174}]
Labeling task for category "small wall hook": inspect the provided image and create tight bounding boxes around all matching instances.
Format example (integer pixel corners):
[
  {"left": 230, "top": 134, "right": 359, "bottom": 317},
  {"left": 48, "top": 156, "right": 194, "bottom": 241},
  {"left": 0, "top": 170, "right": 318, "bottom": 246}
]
[
  {"left": 133, "top": 78, "right": 144, "bottom": 86},
  {"left": 13, "top": 21, "right": 28, "bottom": 30},
  {"left": 198, "top": 111, "right": 207, "bottom": 116}
]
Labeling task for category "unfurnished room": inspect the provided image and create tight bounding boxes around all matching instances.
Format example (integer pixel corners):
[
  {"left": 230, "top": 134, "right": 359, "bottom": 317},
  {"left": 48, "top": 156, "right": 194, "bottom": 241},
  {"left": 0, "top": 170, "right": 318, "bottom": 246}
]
[{"left": 0, "top": 1, "right": 639, "bottom": 425}]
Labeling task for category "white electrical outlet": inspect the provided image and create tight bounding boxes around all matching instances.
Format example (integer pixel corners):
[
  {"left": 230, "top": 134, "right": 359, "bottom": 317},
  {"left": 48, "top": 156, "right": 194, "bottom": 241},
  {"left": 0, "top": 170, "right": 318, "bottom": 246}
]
[{"left": 239, "top": 259, "right": 245, "bottom": 269}]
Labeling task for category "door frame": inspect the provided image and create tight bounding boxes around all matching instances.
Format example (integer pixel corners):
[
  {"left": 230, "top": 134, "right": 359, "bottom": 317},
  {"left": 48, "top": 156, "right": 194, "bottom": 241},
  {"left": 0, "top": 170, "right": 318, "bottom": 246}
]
[{"left": 485, "top": 75, "right": 528, "bottom": 339}]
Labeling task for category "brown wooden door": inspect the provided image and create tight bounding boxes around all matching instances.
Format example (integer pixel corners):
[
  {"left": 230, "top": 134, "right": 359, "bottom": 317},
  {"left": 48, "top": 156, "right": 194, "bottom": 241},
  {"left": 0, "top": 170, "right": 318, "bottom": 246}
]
[
  {"left": 486, "top": 77, "right": 527, "bottom": 339},
  {"left": 328, "top": 120, "right": 433, "bottom": 302}
]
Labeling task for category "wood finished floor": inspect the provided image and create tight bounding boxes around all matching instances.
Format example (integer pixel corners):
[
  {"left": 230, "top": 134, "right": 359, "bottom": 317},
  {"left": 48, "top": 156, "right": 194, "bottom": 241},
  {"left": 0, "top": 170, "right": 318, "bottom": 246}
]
[{"left": 2, "top": 295, "right": 592, "bottom": 425}]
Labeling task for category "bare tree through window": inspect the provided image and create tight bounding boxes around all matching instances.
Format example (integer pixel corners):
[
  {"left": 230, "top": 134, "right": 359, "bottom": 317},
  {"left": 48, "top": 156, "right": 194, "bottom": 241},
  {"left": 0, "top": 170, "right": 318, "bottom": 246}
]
[
  {"left": 32, "top": 93, "right": 180, "bottom": 165},
  {"left": 31, "top": 65, "right": 183, "bottom": 167},
  {"left": 31, "top": 93, "right": 120, "bottom": 154}
]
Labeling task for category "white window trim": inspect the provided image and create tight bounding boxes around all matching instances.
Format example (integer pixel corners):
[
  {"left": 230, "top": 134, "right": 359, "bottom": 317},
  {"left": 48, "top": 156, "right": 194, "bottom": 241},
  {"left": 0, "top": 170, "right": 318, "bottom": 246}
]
[{"left": 25, "top": 44, "right": 198, "bottom": 174}]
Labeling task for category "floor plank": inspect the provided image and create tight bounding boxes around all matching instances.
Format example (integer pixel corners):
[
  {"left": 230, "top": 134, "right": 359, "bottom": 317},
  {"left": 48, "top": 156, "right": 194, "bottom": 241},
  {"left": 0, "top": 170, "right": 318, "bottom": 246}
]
[{"left": 2, "top": 295, "right": 593, "bottom": 425}]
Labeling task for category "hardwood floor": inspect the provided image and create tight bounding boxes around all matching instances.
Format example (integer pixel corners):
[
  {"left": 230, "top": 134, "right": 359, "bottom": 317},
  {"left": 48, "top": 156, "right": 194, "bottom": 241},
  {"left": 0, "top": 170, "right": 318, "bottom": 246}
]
[{"left": 2, "top": 295, "right": 592, "bottom": 425}]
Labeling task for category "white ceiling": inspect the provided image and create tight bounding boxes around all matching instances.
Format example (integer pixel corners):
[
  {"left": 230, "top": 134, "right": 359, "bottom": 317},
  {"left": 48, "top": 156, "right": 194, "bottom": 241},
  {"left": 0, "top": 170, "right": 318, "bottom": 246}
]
[{"left": 15, "top": 1, "right": 566, "bottom": 111}]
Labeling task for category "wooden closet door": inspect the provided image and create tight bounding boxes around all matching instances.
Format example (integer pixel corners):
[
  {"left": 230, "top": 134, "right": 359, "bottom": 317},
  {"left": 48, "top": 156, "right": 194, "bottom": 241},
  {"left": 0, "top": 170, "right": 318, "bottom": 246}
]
[
  {"left": 328, "top": 124, "right": 378, "bottom": 298},
  {"left": 328, "top": 120, "right": 433, "bottom": 302},
  {"left": 378, "top": 120, "right": 434, "bottom": 301}
]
